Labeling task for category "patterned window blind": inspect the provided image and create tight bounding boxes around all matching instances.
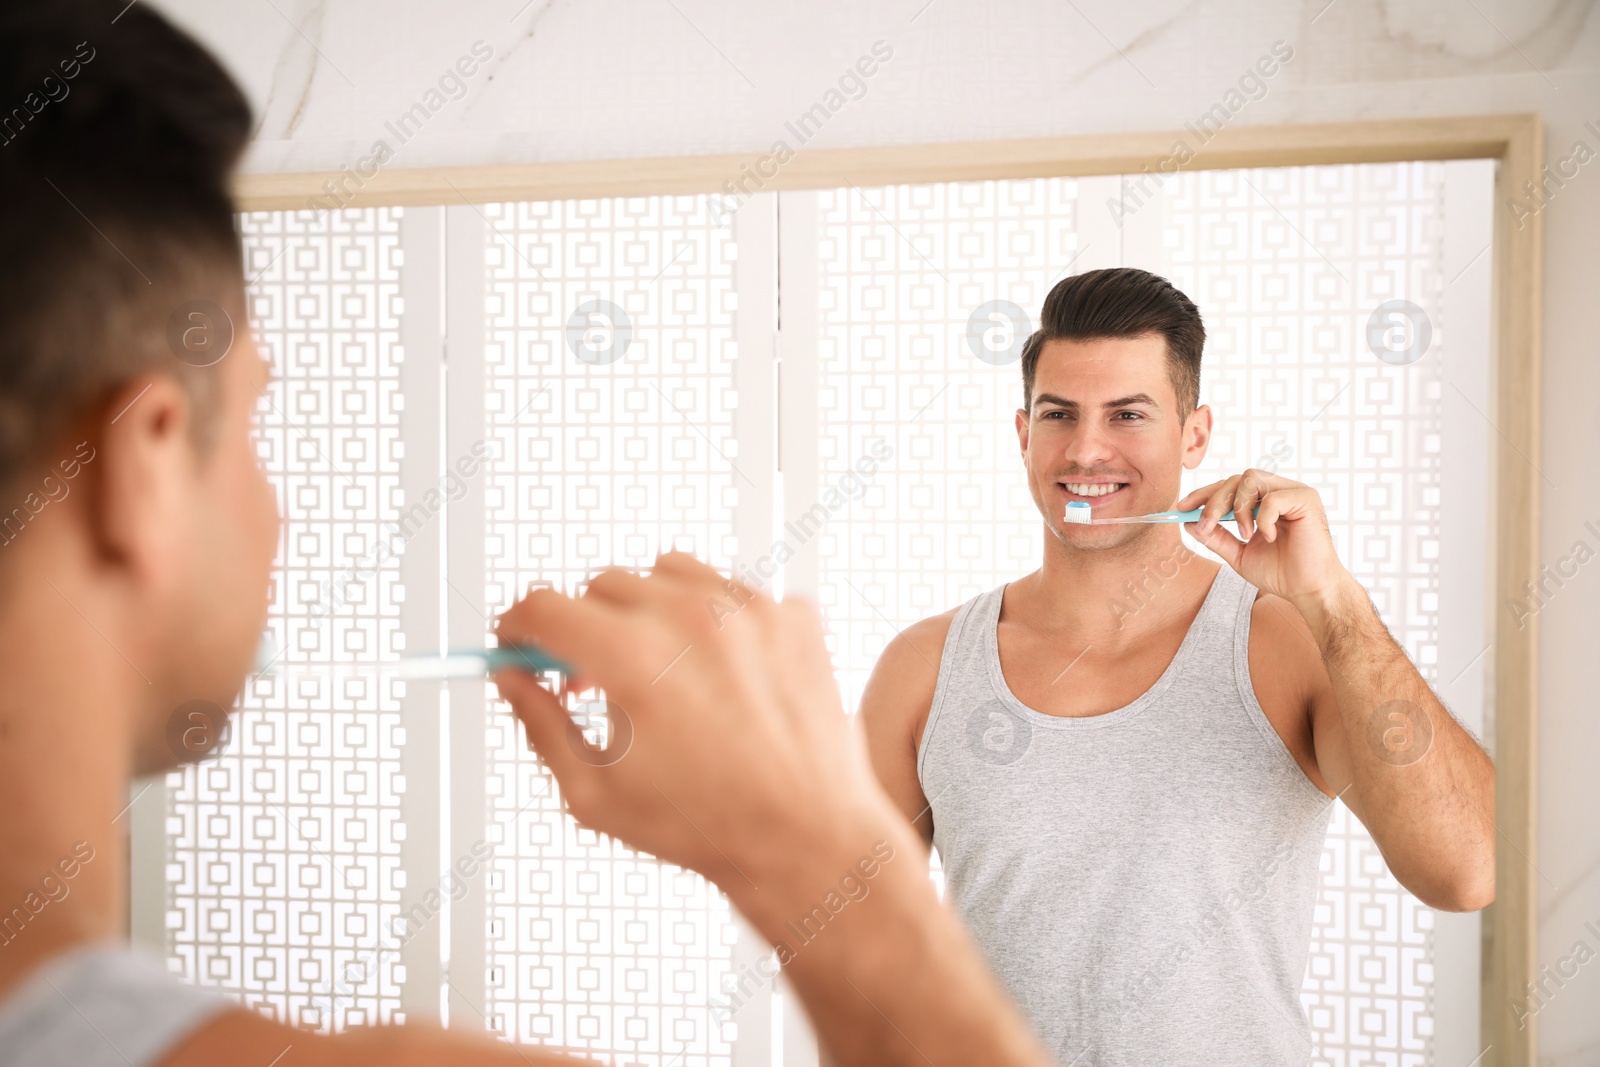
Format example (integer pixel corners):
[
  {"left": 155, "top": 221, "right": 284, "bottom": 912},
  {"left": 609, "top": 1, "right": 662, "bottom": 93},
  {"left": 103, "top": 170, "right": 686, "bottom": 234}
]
[
  {"left": 479, "top": 195, "right": 740, "bottom": 1064},
  {"left": 163, "top": 205, "right": 408, "bottom": 1031}
]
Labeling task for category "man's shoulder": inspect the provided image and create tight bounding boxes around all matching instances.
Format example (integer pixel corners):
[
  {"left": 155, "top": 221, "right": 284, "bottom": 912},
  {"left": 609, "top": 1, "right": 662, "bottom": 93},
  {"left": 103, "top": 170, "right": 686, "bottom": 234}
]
[
  {"left": 858, "top": 605, "right": 963, "bottom": 746},
  {"left": 0, "top": 941, "right": 235, "bottom": 1067},
  {"left": 879, "top": 605, "right": 964, "bottom": 682},
  {"left": 902, "top": 605, "right": 962, "bottom": 652}
]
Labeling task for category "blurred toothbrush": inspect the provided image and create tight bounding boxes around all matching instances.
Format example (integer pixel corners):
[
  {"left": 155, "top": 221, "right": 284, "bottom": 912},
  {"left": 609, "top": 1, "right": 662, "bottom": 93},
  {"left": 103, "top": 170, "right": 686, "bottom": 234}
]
[{"left": 251, "top": 635, "right": 575, "bottom": 682}]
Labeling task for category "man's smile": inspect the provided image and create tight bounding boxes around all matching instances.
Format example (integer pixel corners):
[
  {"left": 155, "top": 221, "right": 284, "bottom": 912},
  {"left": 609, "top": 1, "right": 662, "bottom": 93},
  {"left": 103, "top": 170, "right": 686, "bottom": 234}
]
[{"left": 1057, "top": 479, "right": 1131, "bottom": 505}]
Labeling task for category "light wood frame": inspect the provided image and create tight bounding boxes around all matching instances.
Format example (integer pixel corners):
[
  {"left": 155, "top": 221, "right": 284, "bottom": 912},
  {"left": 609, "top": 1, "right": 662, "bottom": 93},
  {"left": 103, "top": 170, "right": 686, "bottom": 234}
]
[{"left": 236, "top": 113, "right": 1542, "bottom": 1064}]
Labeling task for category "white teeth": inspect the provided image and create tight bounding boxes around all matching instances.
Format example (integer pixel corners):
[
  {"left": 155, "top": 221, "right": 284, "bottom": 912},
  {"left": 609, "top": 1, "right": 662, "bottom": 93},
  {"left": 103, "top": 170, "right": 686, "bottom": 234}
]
[{"left": 1063, "top": 482, "right": 1124, "bottom": 497}]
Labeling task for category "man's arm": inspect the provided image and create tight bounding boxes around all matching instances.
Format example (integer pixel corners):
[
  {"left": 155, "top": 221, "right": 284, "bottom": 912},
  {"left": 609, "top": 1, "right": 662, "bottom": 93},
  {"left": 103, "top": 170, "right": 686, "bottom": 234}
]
[
  {"left": 168, "top": 557, "right": 1049, "bottom": 1067},
  {"left": 859, "top": 613, "right": 955, "bottom": 850},
  {"left": 720, "top": 788, "right": 1039, "bottom": 1064},
  {"left": 495, "top": 554, "right": 1051, "bottom": 1066},
  {"left": 1291, "top": 575, "right": 1496, "bottom": 909},
  {"left": 1184, "top": 471, "right": 1496, "bottom": 913}
]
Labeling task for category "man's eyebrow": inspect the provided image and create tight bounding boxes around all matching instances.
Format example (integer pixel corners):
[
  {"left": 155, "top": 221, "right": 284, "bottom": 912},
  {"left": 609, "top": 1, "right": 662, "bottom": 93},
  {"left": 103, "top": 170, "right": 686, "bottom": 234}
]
[
  {"left": 1105, "top": 393, "right": 1160, "bottom": 408},
  {"left": 1033, "top": 392, "right": 1161, "bottom": 410}
]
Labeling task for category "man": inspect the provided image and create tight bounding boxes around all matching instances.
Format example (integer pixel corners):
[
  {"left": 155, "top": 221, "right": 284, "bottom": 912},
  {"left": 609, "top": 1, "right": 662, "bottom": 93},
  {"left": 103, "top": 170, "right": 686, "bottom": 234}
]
[
  {"left": 0, "top": 4, "right": 1053, "bottom": 1065},
  {"left": 861, "top": 267, "right": 1496, "bottom": 1063}
]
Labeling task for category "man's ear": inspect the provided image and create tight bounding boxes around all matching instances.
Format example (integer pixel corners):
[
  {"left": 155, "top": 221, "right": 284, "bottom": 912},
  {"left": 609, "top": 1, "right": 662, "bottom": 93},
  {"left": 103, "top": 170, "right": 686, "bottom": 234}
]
[
  {"left": 86, "top": 373, "right": 197, "bottom": 587},
  {"left": 1181, "top": 403, "right": 1213, "bottom": 471},
  {"left": 1015, "top": 407, "right": 1030, "bottom": 455}
]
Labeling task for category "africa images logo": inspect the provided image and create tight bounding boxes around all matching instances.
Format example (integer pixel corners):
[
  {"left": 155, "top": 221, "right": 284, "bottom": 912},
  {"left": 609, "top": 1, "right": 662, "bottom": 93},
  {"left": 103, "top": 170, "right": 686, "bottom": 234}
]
[{"left": 965, "top": 698, "right": 1032, "bottom": 766}]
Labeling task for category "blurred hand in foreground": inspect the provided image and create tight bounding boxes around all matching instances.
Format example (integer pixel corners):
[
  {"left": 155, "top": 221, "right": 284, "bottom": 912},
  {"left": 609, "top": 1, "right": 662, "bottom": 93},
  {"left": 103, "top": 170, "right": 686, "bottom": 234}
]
[{"left": 493, "top": 551, "right": 1052, "bottom": 1067}]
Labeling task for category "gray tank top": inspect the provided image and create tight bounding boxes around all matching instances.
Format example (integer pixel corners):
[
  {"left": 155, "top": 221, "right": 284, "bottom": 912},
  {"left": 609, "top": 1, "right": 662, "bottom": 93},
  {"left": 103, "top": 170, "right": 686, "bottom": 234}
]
[
  {"left": 918, "top": 565, "right": 1333, "bottom": 1065},
  {"left": 0, "top": 941, "right": 233, "bottom": 1067}
]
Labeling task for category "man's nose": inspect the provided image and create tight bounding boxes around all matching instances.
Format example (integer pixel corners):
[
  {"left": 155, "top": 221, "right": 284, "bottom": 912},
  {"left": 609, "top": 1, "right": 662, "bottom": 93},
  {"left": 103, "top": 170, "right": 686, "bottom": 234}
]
[{"left": 1059, "top": 419, "right": 1117, "bottom": 468}]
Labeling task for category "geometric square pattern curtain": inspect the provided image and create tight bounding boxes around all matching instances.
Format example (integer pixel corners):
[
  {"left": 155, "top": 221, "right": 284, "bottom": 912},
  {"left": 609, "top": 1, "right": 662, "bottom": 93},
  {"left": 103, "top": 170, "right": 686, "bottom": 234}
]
[
  {"left": 163, "top": 206, "right": 407, "bottom": 1032},
  {"left": 480, "top": 195, "right": 739, "bottom": 1064}
]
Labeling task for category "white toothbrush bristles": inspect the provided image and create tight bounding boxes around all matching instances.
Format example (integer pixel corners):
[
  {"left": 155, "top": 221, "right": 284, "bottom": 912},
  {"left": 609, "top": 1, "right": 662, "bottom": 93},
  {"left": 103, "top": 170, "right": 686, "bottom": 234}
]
[{"left": 1063, "top": 501, "right": 1094, "bottom": 524}]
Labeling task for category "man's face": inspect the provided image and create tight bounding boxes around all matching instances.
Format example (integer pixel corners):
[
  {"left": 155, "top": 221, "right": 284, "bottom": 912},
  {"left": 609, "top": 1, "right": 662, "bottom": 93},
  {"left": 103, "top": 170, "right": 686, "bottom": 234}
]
[
  {"left": 132, "top": 322, "right": 280, "bottom": 774},
  {"left": 1016, "top": 333, "right": 1210, "bottom": 553}
]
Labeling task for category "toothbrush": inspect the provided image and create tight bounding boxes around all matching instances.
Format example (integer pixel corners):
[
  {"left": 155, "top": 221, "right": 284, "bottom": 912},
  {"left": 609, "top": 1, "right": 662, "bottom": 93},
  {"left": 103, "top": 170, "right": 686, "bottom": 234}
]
[
  {"left": 252, "top": 636, "right": 575, "bottom": 682},
  {"left": 1062, "top": 501, "right": 1258, "bottom": 526}
]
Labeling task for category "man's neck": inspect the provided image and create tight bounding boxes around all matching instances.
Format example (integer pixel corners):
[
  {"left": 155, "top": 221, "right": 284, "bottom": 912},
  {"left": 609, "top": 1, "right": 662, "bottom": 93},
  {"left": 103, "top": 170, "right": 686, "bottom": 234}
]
[
  {"left": 0, "top": 563, "right": 136, "bottom": 998},
  {"left": 1009, "top": 524, "right": 1217, "bottom": 646}
]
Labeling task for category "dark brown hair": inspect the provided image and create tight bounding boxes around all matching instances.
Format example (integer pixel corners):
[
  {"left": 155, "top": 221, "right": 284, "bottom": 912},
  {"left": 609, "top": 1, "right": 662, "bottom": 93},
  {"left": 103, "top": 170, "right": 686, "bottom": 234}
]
[
  {"left": 1020, "top": 267, "right": 1205, "bottom": 417},
  {"left": 0, "top": 0, "right": 252, "bottom": 491}
]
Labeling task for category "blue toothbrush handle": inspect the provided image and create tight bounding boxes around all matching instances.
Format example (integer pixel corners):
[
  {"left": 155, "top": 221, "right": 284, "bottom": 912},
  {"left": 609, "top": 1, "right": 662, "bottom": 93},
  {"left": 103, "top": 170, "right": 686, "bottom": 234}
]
[
  {"left": 1163, "top": 506, "right": 1258, "bottom": 522},
  {"left": 477, "top": 644, "right": 576, "bottom": 676}
]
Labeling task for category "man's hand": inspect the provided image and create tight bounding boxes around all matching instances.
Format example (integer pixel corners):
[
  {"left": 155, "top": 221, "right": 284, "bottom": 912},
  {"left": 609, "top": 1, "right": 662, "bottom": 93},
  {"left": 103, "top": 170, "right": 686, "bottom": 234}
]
[
  {"left": 492, "top": 551, "right": 889, "bottom": 889},
  {"left": 1179, "top": 473, "right": 1496, "bottom": 911},
  {"left": 1177, "top": 469, "right": 1353, "bottom": 612},
  {"left": 491, "top": 551, "right": 1054, "bottom": 1067}
]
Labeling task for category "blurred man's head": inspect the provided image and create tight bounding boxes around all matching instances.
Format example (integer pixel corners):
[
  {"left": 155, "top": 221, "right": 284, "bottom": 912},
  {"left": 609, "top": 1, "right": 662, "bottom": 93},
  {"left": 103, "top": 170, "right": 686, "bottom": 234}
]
[
  {"left": 0, "top": 0, "right": 278, "bottom": 773},
  {"left": 1014, "top": 268, "right": 1214, "bottom": 552}
]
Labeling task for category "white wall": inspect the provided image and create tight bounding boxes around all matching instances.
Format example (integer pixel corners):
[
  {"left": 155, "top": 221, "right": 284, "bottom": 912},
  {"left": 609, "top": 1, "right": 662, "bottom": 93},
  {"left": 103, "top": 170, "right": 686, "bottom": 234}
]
[{"left": 148, "top": 0, "right": 1600, "bottom": 1059}]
